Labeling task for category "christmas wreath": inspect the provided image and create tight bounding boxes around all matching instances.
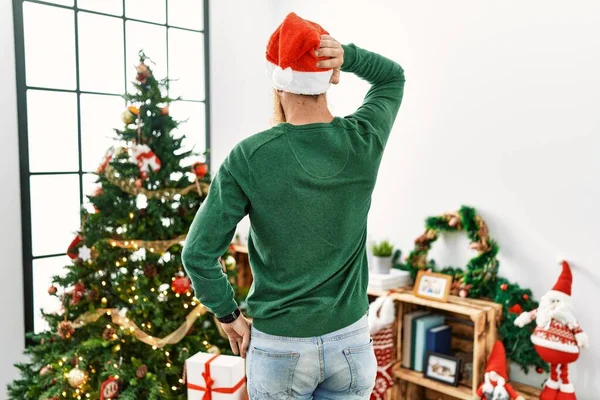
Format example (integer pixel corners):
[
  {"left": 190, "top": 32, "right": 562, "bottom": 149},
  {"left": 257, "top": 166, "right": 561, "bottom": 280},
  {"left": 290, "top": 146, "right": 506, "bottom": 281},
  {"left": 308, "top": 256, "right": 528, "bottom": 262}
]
[{"left": 393, "top": 205, "right": 547, "bottom": 373}]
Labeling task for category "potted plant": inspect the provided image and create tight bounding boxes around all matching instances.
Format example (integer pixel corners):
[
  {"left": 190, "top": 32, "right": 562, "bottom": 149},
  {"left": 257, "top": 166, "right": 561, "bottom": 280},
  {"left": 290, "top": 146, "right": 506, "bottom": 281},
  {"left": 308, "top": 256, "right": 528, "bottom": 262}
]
[{"left": 371, "top": 240, "right": 394, "bottom": 274}]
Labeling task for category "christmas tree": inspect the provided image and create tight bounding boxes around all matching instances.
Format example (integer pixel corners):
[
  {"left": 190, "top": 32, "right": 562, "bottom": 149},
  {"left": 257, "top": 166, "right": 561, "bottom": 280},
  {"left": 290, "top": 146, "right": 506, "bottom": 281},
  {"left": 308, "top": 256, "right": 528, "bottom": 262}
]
[{"left": 8, "top": 52, "right": 242, "bottom": 400}]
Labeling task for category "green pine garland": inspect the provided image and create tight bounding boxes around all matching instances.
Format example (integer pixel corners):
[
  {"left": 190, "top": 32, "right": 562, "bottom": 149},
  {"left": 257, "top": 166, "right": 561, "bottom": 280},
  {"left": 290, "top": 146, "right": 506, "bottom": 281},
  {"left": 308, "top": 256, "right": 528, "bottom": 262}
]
[{"left": 393, "top": 205, "right": 547, "bottom": 373}]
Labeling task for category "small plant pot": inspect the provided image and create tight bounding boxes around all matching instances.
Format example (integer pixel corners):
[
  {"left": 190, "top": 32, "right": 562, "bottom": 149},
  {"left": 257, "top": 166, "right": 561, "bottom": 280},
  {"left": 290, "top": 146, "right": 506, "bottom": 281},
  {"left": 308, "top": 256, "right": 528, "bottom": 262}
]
[{"left": 372, "top": 255, "right": 392, "bottom": 274}]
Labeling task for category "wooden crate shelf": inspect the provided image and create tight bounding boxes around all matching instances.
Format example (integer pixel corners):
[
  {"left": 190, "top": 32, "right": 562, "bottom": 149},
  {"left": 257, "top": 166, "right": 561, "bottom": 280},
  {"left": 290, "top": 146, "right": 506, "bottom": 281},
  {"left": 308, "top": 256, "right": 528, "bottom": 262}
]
[
  {"left": 393, "top": 366, "right": 473, "bottom": 400},
  {"left": 368, "top": 286, "right": 540, "bottom": 400}
]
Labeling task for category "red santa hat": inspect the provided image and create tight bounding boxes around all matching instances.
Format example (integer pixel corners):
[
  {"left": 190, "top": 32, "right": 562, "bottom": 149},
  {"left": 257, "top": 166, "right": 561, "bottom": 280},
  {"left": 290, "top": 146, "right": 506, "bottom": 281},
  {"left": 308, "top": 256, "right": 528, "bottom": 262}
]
[
  {"left": 547, "top": 260, "right": 573, "bottom": 303},
  {"left": 485, "top": 340, "right": 508, "bottom": 380},
  {"left": 266, "top": 12, "right": 333, "bottom": 95}
]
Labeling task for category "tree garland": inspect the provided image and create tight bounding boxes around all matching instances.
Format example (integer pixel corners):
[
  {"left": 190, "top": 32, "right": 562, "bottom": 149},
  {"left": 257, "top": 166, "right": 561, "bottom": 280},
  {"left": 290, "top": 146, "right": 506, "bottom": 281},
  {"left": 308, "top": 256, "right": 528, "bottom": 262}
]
[{"left": 394, "top": 205, "right": 547, "bottom": 373}]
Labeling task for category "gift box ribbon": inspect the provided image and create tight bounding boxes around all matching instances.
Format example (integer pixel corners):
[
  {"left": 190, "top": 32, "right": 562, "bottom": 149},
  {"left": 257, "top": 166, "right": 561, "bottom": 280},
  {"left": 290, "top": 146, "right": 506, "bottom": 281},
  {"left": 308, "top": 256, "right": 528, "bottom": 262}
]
[{"left": 188, "top": 354, "right": 246, "bottom": 399}]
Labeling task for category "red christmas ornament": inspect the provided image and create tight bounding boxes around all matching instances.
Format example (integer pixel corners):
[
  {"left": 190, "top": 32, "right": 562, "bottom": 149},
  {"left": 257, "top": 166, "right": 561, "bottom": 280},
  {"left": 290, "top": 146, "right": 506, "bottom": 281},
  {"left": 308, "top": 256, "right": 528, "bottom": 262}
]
[
  {"left": 73, "top": 282, "right": 85, "bottom": 294},
  {"left": 522, "top": 294, "right": 529, "bottom": 301},
  {"left": 100, "top": 376, "right": 120, "bottom": 400},
  {"left": 160, "top": 106, "right": 169, "bottom": 115},
  {"left": 171, "top": 276, "right": 191, "bottom": 294},
  {"left": 509, "top": 304, "right": 523, "bottom": 314},
  {"left": 536, "top": 366, "right": 544, "bottom": 374},
  {"left": 48, "top": 285, "right": 57, "bottom": 295},
  {"left": 140, "top": 171, "right": 149, "bottom": 180},
  {"left": 67, "top": 235, "right": 83, "bottom": 260},
  {"left": 500, "top": 283, "right": 508, "bottom": 291},
  {"left": 70, "top": 282, "right": 86, "bottom": 305},
  {"left": 193, "top": 162, "right": 208, "bottom": 178}
]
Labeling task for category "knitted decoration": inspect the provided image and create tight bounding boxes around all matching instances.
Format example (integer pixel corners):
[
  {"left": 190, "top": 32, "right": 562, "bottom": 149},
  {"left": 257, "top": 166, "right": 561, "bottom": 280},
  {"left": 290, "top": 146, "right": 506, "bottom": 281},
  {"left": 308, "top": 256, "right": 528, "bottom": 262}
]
[
  {"left": 514, "top": 261, "right": 589, "bottom": 400},
  {"left": 368, "top": 296, "right": 396, "bottom": 400}
]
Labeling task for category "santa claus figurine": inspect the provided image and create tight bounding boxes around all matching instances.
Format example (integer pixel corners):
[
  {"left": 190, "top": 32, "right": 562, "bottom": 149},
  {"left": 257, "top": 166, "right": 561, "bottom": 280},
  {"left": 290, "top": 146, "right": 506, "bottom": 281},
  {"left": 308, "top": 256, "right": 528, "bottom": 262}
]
[
  {"left": 514, "top": 260, "right": 589, "bottom": 400},
  {"left": 474, "top": 340, "right": 524, "bottom": 400}
]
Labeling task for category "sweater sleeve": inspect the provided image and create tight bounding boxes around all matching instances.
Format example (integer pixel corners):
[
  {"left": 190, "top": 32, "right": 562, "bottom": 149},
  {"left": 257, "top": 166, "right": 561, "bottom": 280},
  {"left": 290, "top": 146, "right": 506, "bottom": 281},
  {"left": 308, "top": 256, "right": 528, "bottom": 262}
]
[
  {"left": 340, "top": 43, "right": 406, "bottom": 149},
  {"left": 181, "top": 146, "right": 251, "bottom": 318}
]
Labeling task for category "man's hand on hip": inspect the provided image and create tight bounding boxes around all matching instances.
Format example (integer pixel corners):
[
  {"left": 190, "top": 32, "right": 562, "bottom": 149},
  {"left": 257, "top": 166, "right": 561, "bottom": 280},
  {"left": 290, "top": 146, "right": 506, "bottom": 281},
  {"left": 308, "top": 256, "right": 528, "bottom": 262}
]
[
  {"left": 316, "top": 34, "right": 344, "bottom": 85},
  {"left": 221, "top": 315, "right": 251, "bottom": 358}
]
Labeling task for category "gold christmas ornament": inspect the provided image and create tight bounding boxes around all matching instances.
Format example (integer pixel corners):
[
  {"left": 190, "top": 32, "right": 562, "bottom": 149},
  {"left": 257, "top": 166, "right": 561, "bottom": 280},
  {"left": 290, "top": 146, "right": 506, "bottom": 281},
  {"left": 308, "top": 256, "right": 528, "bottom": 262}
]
[
  {"left": 67, "top": 367, "right": 88, "bottom": 388},
  {"left": 121, "top": 109, "right": 135, "bottom": 125},
  {"left": 207, "top": 345, "right": 221, "bottom": 354}
]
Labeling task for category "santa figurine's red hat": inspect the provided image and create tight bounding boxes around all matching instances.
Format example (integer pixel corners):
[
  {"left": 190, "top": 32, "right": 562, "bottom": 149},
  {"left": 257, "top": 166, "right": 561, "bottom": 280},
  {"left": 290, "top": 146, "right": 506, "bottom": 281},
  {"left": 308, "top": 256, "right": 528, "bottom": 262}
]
[
  {"left": 266, "top": 12, "right": 333, "bottom": 95},
  {"left": 485, "top": 340, "right": 508, "bottom": 380},
  {"left": 548, "top": 260, "right": 573, "bottom": 302}
]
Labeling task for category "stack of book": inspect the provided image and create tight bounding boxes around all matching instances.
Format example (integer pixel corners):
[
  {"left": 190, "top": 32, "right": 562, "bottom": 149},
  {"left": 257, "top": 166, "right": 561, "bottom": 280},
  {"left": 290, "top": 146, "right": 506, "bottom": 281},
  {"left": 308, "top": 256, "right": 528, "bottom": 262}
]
[
  {"left": 368, "top": 268, "right": 412, "bottom": 291},
  {"left": 401, "top": 311, "right": 452, "bottom": 372}
]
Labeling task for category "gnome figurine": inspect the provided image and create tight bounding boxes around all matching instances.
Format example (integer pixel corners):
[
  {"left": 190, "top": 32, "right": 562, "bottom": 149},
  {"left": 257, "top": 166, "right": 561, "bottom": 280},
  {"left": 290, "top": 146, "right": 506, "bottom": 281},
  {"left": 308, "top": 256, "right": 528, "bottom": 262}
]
[
  {"left": 514, "top": 260, "right": 589, "bottom": 400},
  {"left": 473, "top": 340, "right": 524, "bottom": 400}
]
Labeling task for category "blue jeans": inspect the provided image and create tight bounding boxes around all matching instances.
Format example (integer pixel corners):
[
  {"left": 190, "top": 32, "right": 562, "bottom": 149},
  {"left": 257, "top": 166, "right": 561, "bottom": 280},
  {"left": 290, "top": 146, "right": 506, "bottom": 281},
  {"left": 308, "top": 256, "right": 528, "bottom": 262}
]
[{"left": 246, "top": 314, "right": 377, "bottom": 399}]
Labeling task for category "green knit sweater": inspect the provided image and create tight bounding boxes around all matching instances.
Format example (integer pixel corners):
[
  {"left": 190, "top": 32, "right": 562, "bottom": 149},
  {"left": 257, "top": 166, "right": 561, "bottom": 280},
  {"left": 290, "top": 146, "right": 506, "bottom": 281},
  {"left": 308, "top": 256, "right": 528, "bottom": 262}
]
[{"left": 182, "top": 43, "right": 405, "bottom": 337}]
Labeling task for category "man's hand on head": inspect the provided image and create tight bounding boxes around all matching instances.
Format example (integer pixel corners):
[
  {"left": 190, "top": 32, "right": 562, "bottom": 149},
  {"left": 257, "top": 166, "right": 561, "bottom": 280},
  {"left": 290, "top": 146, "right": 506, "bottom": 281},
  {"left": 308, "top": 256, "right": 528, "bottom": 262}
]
[{"left": 316, "top": 34, "right": 344, "bottom": 85}]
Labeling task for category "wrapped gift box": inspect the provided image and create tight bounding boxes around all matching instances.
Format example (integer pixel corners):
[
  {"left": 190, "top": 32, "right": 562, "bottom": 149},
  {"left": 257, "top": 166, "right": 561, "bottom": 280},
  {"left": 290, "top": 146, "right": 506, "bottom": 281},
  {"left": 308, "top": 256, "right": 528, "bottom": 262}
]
[{"left": 187, "top": 351, "right": 246, "bottom": 400}]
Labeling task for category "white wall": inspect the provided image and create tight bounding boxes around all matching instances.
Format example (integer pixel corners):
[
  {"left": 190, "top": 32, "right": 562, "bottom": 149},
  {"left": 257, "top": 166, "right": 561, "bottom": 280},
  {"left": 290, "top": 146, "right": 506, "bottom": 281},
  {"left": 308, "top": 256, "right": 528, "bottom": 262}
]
[
  {"left": 0, "top": 0, "right": 26, "bottom": 392},
  {"left": 208, "top": 0, "right": 281, "bottom": 236},
  {"left": 211, "top": 1, "right": 600, "bottom": 398}
]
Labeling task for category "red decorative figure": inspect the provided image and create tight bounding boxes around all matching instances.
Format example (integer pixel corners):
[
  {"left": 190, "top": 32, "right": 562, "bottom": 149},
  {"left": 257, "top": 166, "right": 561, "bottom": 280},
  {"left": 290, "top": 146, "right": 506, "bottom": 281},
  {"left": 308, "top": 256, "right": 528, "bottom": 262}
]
[
  {"left": 474, "top": 341, "right": 524, "bottom": 400},
  {"left": 515, "top": 260, "right": 589, "bottom": 400}
]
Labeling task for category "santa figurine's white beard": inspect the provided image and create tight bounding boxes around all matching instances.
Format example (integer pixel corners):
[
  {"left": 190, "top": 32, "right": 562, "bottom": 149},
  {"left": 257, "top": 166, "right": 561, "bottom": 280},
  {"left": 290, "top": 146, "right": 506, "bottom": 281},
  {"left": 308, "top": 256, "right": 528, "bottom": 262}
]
[{"left": 537, "top": 296, "right": 576, "bottom": 327}]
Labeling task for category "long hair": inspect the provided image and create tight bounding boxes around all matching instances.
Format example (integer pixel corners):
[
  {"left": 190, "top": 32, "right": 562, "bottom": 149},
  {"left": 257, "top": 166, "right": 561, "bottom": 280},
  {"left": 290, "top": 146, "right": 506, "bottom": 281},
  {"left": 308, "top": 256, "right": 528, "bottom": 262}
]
[{"left": 271, "top": 89, "right": 286, "bottom": 125}]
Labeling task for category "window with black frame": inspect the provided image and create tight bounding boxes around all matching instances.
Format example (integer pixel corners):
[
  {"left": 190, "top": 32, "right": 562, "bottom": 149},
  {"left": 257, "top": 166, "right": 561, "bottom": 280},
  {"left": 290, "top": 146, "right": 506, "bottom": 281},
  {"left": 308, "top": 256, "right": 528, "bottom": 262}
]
[{"left": 12, "top": 0, "right": 210, "bottom": 334}]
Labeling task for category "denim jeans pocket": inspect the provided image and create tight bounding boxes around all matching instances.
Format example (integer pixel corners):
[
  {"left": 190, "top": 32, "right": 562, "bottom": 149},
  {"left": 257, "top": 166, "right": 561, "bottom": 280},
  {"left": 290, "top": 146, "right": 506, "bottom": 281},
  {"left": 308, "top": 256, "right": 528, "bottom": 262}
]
[
  {"left": 249, "top": 346, "right": 300, "bottom": 399},
  {"left": 342, "top": 337, "right": 377, "bottom": 396}
]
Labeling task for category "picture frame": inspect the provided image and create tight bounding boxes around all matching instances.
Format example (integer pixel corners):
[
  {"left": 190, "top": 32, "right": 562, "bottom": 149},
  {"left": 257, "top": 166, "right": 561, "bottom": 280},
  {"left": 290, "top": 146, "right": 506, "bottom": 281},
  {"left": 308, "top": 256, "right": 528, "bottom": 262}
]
[
  {"left": 424, "top": 352, "right": 461, "bottom": 387},
  {"left": 413, "top": 270, "right": 452, "bottom": 302}
]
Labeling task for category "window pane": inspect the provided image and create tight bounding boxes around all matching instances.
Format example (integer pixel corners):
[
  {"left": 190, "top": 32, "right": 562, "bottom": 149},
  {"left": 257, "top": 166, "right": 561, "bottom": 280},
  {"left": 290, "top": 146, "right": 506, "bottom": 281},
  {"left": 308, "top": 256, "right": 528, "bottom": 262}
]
[
  {"left": 168, "top": 0, "right": 203, "bottom": 30},
  {"left": 81, "top": 94, "right": 124, "bottom": 171},
  {"left": 79, "top": 12, "right": 125, "bottom": 94},
  {"left": 23, "top": 2, "right": 76, "bottom": 90},
  {"left": 168, "top": 28, "right": 204, "bottom": 100},
  {"left": 126, "top": 0, "right": 166, "bottom": 24},
  {"left": 31, "top": 175, "right": 81, "bottom": 257},
  {"left": 35, "top": 0, "right": 73, "bottom": 6},
  {"left": 126, "top": 21, "right": 167, "bottom": 92},
  {"left": 33, "top": 256, "right": 70, "bottom": 333},
  {"left": 170, "top": 101, "right": 205, "bottom": 157},
  {"left": 78, "top": 0, "right": 123, "bottom": 16},
  {"left": 27, "top": 90, "right": 79, "bottom": 172}
]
